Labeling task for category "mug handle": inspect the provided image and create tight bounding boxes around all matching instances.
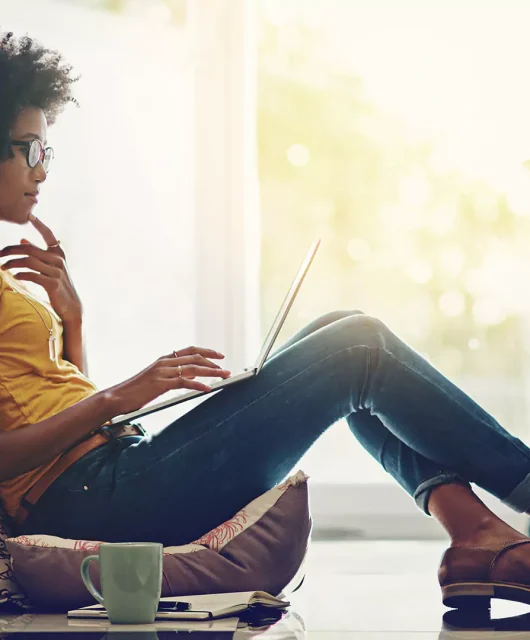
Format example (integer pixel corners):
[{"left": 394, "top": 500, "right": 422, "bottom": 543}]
[{"left": 80, "top": 555, "right": 104, "bottom": 605}]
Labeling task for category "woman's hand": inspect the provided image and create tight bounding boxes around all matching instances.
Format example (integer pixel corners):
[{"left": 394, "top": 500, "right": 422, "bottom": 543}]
[
  {"left": 108, "top": 346, "right": 232, "bottom": 416},
  {"left": 0, "top": 214, "right": 82, "bottom": 323}
]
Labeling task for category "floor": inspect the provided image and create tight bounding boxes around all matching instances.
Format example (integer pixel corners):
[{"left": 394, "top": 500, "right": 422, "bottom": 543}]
[
  {"left": 285, "top": 540, "right": 530, "bottom": 638},
  {"left": 286, "top": 541, "right": 507, "bottom": 636},
  {"left": 3, "top": 540, "right": 530, "bottom": 638}
]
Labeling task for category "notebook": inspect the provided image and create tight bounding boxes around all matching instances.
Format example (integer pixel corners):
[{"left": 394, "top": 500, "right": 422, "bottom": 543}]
[
  {"left": 67, "top": 590, "right": 290, "bottom": 621},
  {"left": 67, "top": 616, "right": 239, "bottom": 633}
]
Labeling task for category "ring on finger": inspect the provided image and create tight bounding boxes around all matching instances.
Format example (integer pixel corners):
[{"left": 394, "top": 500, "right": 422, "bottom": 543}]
[{"left": 177, "top": 365, "right": 183, "bottom": 377}]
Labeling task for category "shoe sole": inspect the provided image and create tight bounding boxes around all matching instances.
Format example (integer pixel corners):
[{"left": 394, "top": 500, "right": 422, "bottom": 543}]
[{"left": 443, "top": 581, "right": 530, "bottom": 609}]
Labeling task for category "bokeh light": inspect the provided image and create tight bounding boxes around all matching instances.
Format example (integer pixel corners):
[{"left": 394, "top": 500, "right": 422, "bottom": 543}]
[
  {"left": 439, "top": 291, "right": 466, "bottom": 318},
  {"left": 286, "top": 143, "right": 310, "bottom": 166}
]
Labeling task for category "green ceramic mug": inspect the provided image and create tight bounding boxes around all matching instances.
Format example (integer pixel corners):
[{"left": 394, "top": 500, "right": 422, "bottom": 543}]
[{"left": 80, "top": 542, "right": 163, "bottom": 624}]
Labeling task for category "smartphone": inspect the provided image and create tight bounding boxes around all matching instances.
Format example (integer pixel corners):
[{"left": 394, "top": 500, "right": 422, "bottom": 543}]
[
  {"left": 87, "top": 601, "right": 190, "bottom": 613},
  {"left": 158, "top": 600, "right": 191, "bottom": 612}
]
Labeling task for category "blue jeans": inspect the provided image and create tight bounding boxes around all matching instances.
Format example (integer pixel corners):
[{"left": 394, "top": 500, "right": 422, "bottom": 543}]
[{"left": 22, "top": 310, "right": 530, "bottom": 545}]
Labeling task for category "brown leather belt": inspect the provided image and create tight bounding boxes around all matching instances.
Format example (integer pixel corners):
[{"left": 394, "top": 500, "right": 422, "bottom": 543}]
[{"left": 13, "top": 422, "right": 145, "bottom": 528}]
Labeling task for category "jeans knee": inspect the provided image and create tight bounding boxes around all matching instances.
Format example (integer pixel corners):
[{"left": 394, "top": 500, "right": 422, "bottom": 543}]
[
  {"left": 309, "top": 310, "right": 389, "bottom": 350},
  {"left": 340, "top": 313, "right": 389, "bottom": 344},
  {"left": 314, "top": 309, "right": 365, "bottom": 328}
]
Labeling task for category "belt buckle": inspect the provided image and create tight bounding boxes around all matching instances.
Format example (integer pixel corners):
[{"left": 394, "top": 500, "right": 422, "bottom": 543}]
[
  {"left": 131, "top": 421, "right": 147, "bottom": 437},
  {"left": 99, "top": 425, "right": 115, "bottom": 440},
  {"left": 100, "top": 422, "right": 146, "bottom": 440}
]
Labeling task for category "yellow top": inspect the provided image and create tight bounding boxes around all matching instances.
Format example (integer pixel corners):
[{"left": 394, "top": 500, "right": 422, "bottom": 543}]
[{"left": 0, "top": 268, "right": 99, "bottom": 518}]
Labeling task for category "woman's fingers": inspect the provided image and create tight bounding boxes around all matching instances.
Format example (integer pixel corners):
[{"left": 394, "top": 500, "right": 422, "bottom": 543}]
[
  {"left": 157, "top": 366, "right": 229, "bottom": 392},
  {"left": 157, "top": 348, "right": 230, "bottom": 385},
  {"left": 162, "top": 364, "right": 231, "bottom": 379},
  {"left": 162, "top": 353, "right": 226, "bottom": 371},
  {"left": 0, "top": 242, "right": 63, "bottom": 265},
  {"left": 29, "top": 214, "right": 63, "bottom": 253},
  {"left": 172, "top": 346, "right": 225, "bottom": 360},
  {"left": 158, "top": 365, "right": 230, "bottom": 380},
  {"left": 0, "top": 255, "right": 60, "bottom": 277},
  {"left": 169, "top": 377, "right": 214, "bottom": 392}
]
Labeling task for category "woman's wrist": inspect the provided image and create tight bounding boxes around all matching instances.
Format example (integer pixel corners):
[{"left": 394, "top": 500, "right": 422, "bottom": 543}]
[
  {"left": 99, "top": 387, "right": 122, "bottom": 419},
  {"left": 99, "top": 383, "right": 137, "bottom": 420},
  {"left": 61, "top": 307, "right": 83, "bottom": 326}
]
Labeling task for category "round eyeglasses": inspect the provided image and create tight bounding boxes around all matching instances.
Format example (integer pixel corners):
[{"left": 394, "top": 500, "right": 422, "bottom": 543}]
[{"left": 10, "top": 139, "right": 54, "bottom": 174}]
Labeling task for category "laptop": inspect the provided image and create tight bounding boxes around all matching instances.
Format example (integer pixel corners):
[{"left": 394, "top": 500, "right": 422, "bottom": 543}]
[{"left": 110, "top": 239, "right": 321, "bottom": 426}]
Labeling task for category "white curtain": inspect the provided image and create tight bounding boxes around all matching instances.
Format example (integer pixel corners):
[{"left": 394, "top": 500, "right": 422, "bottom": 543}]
[{"left": 1, "top": 0, "right": 260, "bottom": 432}]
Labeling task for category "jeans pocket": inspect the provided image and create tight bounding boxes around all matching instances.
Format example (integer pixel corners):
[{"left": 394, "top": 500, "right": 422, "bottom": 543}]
[{"left": 57, "top": 449, "right": 115, "bottom": 493}]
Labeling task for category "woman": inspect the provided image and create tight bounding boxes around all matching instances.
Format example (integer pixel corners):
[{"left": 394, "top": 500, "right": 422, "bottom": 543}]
[{"left": 2, "top": 31, "right": 530, "bottom": 610}]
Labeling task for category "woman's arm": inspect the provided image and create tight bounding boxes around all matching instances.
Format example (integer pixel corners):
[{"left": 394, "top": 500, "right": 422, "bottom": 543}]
[
  {"left": 62, "top": 315, "right": 88, "bottom": 376},
  {"left": 2, "top": 217, "right": 89, "bottom": 376},
  {"left": 0, "top": 346, "right": 229, "bottom": 483},
  {"left": 0, "top": 389, "right": 117, "bottom": 483}
]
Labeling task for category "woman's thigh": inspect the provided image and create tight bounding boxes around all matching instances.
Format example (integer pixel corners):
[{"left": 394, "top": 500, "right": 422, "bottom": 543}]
[{"left": 104, "top": 310, "right": 377, "bottom": 543}]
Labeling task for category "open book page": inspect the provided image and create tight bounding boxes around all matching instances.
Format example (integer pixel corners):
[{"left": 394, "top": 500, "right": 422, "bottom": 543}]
[{"left": 159, "top": 590, "right": 290, "bottom": 616}]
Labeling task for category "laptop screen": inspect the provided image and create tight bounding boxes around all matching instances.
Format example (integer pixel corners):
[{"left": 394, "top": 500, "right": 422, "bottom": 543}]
[{"left": 253, "top": 239, "right": 321, "bottom": 372}]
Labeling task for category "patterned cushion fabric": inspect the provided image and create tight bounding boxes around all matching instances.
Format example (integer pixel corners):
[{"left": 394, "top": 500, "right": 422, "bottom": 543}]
[
  {"left": 6, "top": 470, "right": 311, "bottom": 611},
  {"left": 0, "top": 507, "right": 30, "bottom": 610}
]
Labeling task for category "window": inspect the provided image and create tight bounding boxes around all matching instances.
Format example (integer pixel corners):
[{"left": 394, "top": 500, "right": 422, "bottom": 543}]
[{"left": 257, "top": 0, "right": 530, "bottom": 535}]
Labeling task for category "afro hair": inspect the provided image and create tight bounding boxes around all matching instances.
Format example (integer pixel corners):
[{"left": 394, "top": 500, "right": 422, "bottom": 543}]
[{"left": 0, "top": 31, "right": 79, "bottom": 162}]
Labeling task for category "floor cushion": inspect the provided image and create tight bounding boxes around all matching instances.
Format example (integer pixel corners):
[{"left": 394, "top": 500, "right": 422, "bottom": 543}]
[
  {"left": 7, "top": 470, "right": 312, "bottom": 611},
  {"left": 0, "top": 507, "right": 30, "bottom": 611}
]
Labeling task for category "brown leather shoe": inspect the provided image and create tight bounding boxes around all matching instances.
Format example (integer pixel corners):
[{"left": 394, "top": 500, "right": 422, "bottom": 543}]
[{"left": 439, "top": 539, "right": 530, "bottom": 609}]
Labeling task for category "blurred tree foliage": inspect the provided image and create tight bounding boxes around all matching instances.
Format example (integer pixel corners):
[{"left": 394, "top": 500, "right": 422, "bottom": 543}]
[
  {"left": 257, "top": 16, "right": 530, "bottom": 433},
  {"left": 68, "top": 0, "right": 186, "bottom": 25}
]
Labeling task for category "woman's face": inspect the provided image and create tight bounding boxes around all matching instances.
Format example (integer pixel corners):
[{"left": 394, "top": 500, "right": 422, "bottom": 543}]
[{"left": 0, "top": 107, "right": 47, "bottom": 225}]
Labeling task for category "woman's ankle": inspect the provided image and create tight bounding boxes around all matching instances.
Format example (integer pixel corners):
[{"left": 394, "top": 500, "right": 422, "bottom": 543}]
[
  {"left": 451, "top": 515, "right": 526, "bottom": 548},
  {"left": 428, "top": 483, "right": 526, "bottom": 547}
]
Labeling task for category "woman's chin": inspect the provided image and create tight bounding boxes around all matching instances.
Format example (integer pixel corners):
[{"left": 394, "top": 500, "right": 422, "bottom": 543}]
[{"left": 0, "top": 205, "right": 36, "bottom": 225}]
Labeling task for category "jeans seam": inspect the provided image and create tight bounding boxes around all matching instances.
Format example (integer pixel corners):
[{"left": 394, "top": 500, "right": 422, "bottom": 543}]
[
  {"left": 377, "top": 430, "right": 392, "bottom": 470},
  {"left": 359, "top": 345, "right": 380, "bottom": 410},
  {"left": 358, "top": 346, "right": 370, "bottom": 409}
]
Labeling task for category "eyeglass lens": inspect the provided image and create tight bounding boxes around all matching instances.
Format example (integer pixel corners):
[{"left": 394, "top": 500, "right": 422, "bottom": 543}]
[{"left": 28, "top": 140, "right": 53, "bottom": 172}]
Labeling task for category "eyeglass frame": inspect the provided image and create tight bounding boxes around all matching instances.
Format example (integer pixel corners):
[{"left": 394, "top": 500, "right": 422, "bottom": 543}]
[{"left": 10, "top": 139, "right": 54, "bottom": 173}]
